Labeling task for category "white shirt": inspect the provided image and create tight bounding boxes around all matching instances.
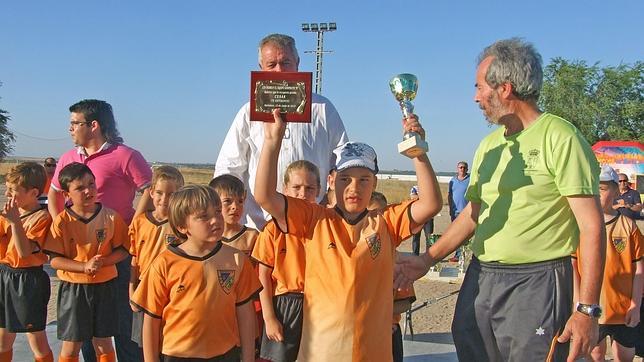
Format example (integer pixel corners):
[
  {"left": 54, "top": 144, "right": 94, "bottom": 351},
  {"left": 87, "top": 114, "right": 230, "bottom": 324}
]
[{"left": 215, "top": 93, "right": 348, "bottom": 230}]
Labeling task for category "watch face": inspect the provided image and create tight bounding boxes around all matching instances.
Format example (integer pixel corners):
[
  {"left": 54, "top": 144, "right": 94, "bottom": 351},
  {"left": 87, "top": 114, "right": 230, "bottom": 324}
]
[{"left": 589, "top": 307, "right": 602, "bottom": 318}]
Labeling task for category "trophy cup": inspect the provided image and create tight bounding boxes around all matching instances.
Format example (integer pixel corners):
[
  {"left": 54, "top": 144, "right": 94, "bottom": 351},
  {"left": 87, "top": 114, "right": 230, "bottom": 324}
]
[{"left": 389, "top": 73, "right": 429, "bottom": 158}]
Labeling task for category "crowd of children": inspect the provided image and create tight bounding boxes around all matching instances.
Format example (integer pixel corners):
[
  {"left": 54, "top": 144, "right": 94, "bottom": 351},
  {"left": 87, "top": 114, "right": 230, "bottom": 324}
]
[{"left": 0, "top": 108, "right": 642, "bottom": 362}]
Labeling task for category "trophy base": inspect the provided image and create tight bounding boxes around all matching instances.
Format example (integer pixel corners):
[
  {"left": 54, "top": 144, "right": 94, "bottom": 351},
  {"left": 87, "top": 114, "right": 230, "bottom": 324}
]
[{"left": 398, "top": 136, "right": 429, "bottom": 158}]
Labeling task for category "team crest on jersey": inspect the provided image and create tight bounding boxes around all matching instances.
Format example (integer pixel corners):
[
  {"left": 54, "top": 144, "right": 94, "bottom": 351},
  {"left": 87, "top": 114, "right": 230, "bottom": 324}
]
[
  {"left": 526, "top": 149, "right": 540, "bottom": 169},
  {"left": 95, "top": 229, "right": 106, "bottom": 243},
  {"left": 611, "top": 237, "right": 625, "bottom": 254},
  {"left": 165, "top": 234, "right": 179, "bottom": 246},
  {"left": 365, "top": 234, "right": 381, "bottom": 259},
  {"left": 218, "top": 270, "right": 235, "bottom": 294}
]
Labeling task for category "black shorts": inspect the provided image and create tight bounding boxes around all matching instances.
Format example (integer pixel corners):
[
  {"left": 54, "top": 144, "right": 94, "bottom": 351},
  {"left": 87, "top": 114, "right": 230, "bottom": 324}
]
[
  {"left": 57, "top": 278, "right": 119, "bottom": 341},
  {"left": 598, "top": 324, "right": 638, "bottom": 349},
  {"left": 636, "top": 298, "right": 644, "bottom": 357},
  {"left": 0, "top": 264, "right": 50, "bottom": 332},
  {"left": 131, "top": 310, "right": 144, "bottom": 347},
  {"left": 259, "top": 293, "right": 304, "bottom": 362},
  {"left": 392, "top": 323, "right": 403, "bottom": 362},
  {"left": 162, "top": 346, "right": 240, "bottom": 361}
]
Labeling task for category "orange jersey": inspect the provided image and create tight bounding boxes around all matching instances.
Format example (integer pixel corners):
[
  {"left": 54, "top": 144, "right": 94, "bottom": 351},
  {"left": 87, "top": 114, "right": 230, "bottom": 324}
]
[
  {"left": 44, "top": 204, "right": 129, "bottom": 284},
  {"left": 131, "top": 243, "right": 262, "bottom": 359},
  {"left": 222, "top": 226, "right": 258, "bottom": 256},
  {"left": 251, "top": 219, "right": 305, "bottom": 295},
  {"left": 283, "top": 197, "right": 415, "bottom": 362},
  {"left": 0, "top": 206, "right": 51, "bottom": 268},
  {"left": 574, "top": 214, "right": 643, "bottom": 324},
  {"left": 129, "top": 212, "right": 179, "bottom": 278}
]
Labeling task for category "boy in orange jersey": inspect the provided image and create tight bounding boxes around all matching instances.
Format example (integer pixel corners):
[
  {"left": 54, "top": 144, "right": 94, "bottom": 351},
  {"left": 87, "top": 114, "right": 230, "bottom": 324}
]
[
  {"left": 255, "top": 110, "right": 442, "bottom": 361},
  {"left": 209, "top": 175, "right": 259, "bottom": 256},
  {"left": 43, "top": 163, "right": 129, "bottom": 362},
  {"left": 572, "top": 165, "right": 643, "bottom": 361},
  {"left": 252, "top": 160, "right": 321, "bottom": 362},
  {"left": 131, "top": 185, "right": 261, "bottom": 361},
  {"left": 368, "top": 191, "right": 416, "bottom": 362},
  {"left": 0, "top": 162, "right": 53, "bottom": 362},
  {"left": 128, "top": 166, "right": 184, "bottom": 347}
]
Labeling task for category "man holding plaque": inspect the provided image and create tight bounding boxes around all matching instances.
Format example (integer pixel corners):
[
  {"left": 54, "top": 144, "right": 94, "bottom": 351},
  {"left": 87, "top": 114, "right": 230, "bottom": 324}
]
[
  {"left": 395, "top": 38, "right": 605, "bottom": 361},
  {"left": 215, "top": 33, "right": 348, "bottom": 230}
]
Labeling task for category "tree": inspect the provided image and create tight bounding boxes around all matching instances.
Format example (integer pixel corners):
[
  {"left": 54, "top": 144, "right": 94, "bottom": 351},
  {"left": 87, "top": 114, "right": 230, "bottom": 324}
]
[
  {"left": 539, "top": 58, "right": 643, "bottom": 144},
  {"left": 0, "top": 84, "right": 15, "bottom": 160}
]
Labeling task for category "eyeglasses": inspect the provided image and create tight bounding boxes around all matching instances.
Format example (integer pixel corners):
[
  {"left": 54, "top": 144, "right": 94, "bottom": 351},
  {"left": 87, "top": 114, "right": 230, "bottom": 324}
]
[
  {"left": 618, "top": 180, "right": 628, "bottom": 183},
  {"left": 44, "top": 163, "right": 57, "bottom": 168},
  {"left": 458, "top": 166, "right": 467, "bottom": 169},
  {"left": 70, "top": 121, "right": 90, "bottom": 128}
]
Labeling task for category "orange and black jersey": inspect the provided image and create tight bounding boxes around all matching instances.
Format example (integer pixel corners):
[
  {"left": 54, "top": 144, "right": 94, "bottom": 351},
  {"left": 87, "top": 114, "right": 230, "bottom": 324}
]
[
  {"left": 573, "top": 213, "right": 643, "bottom": 324},
  {"left": 222, "top": 226, "right": 258, "bottom": 257},
  {"left": 131, "top": 242, "right": 262, "bottom": 359},
  {"left": 43, "top": 204, "right": 129, "bottom": 284},
  {"left": 281, "top": 196, "right": 417, "bottom": 362},
  {"left": 252, "top": 219, "right": 306, "bottom": 295},
  {"left": 129, "top": 212, "right": 179, "bottom": 278},
  {"left": 0, "top": 206, "right": 51, "bottom": 268}
]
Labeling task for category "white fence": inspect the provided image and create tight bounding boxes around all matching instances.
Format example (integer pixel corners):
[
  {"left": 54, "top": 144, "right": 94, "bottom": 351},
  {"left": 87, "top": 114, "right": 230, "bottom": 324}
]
[{"left": 377, "top": 174, "right": 452, "bottom": 184}]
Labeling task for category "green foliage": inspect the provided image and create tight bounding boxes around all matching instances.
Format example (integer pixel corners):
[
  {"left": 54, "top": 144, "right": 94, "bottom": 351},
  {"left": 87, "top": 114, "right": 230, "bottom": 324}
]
[
  {"left": 539, "top": 58, "right": 643, "bottom": 144},
  {"left": 0, "top": 92, "right": 15, "bottom": 160}
]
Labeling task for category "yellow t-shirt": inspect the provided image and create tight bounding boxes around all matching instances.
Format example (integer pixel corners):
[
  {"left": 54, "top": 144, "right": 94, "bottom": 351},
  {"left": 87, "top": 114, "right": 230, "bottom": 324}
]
[{"left": 467, "top": 113, "right": 599, "bottom": 263}]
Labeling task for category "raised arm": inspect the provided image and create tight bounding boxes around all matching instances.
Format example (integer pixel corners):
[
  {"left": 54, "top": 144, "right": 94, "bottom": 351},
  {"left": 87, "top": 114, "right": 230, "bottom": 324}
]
[
  {"left": 406, "top": 115, "right": 442, "bottom": 227},
  {"left": 254, "top": 110, "right": 287, "bottom": 228}
]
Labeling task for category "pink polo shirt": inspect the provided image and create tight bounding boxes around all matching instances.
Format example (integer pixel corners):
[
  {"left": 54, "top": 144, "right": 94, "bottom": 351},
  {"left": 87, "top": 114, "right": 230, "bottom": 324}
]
[{"left": 51, "top": 143, "right": 152, "bottom": 224}]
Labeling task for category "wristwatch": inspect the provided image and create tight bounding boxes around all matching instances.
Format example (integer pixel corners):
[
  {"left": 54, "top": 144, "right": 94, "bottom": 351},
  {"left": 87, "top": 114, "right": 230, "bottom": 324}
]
[{"left": 576, "top": 303, "right": 602, "bottom": 318}]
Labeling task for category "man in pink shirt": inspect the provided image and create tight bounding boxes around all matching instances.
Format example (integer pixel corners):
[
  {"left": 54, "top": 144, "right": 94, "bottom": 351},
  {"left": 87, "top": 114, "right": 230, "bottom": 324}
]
[{"left": 48, "top": 99, "right": 151, "bottom": 362}]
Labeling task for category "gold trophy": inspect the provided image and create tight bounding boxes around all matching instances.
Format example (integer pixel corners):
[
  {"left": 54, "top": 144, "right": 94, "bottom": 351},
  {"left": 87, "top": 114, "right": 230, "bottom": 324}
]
[{"left": 389, "top": 73, "right": 429, "bottom": 158}]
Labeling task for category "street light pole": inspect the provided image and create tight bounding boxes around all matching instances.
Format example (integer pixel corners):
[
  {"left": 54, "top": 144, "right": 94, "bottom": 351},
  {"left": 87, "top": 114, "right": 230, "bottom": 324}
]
[{"left": 301, "top": 22, "right": 336, "bottom": 94}]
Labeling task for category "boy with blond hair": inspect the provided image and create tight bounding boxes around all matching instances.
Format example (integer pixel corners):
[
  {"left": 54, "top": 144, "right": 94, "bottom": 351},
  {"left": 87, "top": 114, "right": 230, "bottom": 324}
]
[
  {"left": 44, "top": 163, "right": 129, "bottom": 362},
  {"left": 0, "top": 162, "right": 53, "bottom": 362},
  {"left": 255, "top": 110, "right": 442, "bottom": 361},
  {"left": 128, "top": 166, "right": 184, "bottom": 346},
  {"left": 131, "top": 185, "right": 261, "bottom": 361},
  {"left": 252, "top": 160, "right": 321, "bottom": 361},
  {"left": 573, "top": 165, "right": 643, "bottom": 361}
]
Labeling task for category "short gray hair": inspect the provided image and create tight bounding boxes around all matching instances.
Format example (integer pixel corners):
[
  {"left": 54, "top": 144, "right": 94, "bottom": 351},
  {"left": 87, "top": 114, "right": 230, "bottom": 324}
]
[
  {"left": 258, "top": 33, "right": 299, "bottom": 64},
  {"left": 478, "top": 38, "right": 543, "bottom": 101}
]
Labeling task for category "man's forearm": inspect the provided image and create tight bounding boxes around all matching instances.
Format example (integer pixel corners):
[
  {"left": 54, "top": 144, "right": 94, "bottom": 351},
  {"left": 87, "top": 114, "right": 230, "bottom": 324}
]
[
  {"left": 426, "top": 203, "right": 477, "bottom": 265},
  {"left": 577, "top": 227, "right": 605, "bottom": 304},
  {"left": 134, "top": 188, "right": 152, "bottom": 219},
  {"left": 47, "top": 187, "right": 63, "bottom": 218}
]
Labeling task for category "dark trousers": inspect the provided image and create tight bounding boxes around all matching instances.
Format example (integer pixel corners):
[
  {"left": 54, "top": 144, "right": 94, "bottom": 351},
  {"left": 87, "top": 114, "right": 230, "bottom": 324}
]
[
  {"left": 411, "top": 219, "right": 434, "bottom": 255},
  {"left": 81, "top": 257, "right": 142, "bottom": 361},
  {"left": 452, "top": 257, "right": 571, "bottom": 362}
]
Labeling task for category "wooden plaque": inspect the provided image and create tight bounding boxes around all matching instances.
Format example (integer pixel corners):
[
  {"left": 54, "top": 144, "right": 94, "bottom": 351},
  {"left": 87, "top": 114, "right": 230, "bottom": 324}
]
[{"left": 250, "top": 71, "right": 312, "bottom": 122}]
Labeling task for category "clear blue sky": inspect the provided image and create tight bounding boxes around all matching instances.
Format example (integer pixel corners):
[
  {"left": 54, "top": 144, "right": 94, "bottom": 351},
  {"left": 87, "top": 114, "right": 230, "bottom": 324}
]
[{"left": 2, "top": 0, "right": 642, "bottom": 172}]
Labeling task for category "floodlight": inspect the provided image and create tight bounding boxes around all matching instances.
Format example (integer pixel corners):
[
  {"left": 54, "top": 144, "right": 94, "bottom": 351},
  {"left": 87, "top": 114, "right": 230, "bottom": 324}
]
[
  {"left": 320, "top": 23, "right": 328, "bottom": 31},
  {"left": 310, "top": 23, "right": 318, "bottom": 31},
  {"left": 302, "top": 23, "right": 310, "bottom": 31},
  {"left": 329, "top": 23, "right": 337, "bottom": 30}
]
